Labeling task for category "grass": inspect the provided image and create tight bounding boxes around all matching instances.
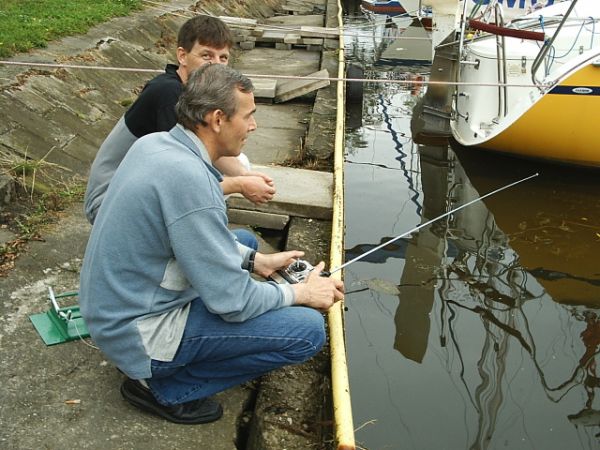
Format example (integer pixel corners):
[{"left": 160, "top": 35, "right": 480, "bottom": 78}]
[
  {"left": 0, "top": 0, "right": 143, "bottom": 57},
  {"left": 0, "top": 147, "right": 67, "bottom": 198}
]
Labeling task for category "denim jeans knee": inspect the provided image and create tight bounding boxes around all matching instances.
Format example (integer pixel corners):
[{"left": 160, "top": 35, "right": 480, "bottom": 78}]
[
  {"left": 147, "top": 299, "right": 325, "bottom": 405},
  {"left": 231, "top": 228, "right": 258, "bottom": 250}
]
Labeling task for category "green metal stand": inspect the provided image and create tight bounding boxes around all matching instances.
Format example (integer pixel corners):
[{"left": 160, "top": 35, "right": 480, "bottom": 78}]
[{"left": 29, "top": 288, "right": 89, "bottom": 346}]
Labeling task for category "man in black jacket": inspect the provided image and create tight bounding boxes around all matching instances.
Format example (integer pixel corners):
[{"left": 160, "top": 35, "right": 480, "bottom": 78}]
[{"left": 84, "top": 15, "right": 275, "bottom": 224}]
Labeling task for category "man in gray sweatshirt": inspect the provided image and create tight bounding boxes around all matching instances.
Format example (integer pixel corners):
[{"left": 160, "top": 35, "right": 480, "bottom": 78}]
[{"left": 79, "top": 64, "right": 344, "bottom": 424}]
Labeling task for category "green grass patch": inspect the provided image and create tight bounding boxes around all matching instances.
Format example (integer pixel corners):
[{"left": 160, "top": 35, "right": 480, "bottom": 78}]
[{"left": 0, "top": 0, "right": 143, "bottom": 57}]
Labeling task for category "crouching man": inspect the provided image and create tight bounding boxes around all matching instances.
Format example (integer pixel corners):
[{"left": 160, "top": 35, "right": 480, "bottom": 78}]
[{"left": 79, "top": 64, "right": 344, "bottom": 424}]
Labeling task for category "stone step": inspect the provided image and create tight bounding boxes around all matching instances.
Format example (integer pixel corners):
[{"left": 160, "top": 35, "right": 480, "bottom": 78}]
[
  {"left": 226, "top": 165, "right": 333, "bottom": 221},
  {"left": 227, "top": 209, "right": 289, "bottom": 230}
]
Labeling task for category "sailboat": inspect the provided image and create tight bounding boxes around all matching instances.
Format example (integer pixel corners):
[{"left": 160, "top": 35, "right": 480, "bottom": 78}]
[
  {"left": 430, "top": 0, "right": 600, "bottom": 167},
  {"left": 361, "top": 0, "right": 434, "bottom": 29},
  {"left": 360, "top": 0, "right": 411, "bottom": 16}
]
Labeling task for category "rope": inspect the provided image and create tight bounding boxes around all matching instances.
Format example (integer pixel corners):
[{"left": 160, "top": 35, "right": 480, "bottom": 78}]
[
  {"left": 0, "top": 61, "right": 163, "bottom": 74},
  {"left": 0, "top": 60, "right": 551, "bottom": 89}
]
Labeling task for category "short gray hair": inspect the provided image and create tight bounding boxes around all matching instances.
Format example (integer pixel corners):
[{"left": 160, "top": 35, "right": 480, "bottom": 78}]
[{"left": 175, "top": 64, "right": 254, "bottom": 131}]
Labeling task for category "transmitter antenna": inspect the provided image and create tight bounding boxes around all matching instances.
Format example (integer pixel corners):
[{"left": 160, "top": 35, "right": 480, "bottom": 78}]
[{"left": 327, "top": 172, "right": 539, "bottom": 275}]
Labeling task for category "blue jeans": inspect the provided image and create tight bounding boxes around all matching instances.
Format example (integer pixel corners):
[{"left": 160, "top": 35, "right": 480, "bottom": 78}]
[
  {"left": 232, "top": 228, "right": 258, "bottom": 251},
  {"left": 147, "top": 299, "right": 325, "bottom": 405}
]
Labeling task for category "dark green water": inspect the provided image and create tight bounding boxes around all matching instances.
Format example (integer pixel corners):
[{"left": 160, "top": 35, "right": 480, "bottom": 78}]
[{"left": 343, "top": 8, "right": 600, "bottom": 450}]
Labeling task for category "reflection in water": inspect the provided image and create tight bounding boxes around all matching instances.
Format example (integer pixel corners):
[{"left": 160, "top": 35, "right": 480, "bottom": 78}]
[
  {"left": 394, "top": 148, "right": 451, "bottom": 365},
  {"left": 347, "top": 140, "right": 600, "bottom": 449},
  {"left": 344, "top": 10, "right": 600, "bottom": 449},
  {"left": 452, "top": 145, "right": 600, "bottom": 308},
  {"left": 346, "top": 237, "right": 409, "bottom": 264}
]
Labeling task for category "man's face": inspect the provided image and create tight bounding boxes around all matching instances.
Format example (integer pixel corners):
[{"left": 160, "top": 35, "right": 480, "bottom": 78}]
[
  {"left": 218, "top": 90, "right": 257, "bottom": 157},
  {"left": 178, "top": 43, "right": 230, "bottom": 81}
]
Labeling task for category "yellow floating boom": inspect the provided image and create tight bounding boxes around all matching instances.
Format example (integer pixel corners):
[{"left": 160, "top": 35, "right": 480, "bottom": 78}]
[{"left": 328, "top": 1, "right": 355, "bottom": 448}]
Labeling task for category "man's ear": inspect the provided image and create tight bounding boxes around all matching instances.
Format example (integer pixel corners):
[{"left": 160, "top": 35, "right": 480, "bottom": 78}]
[
  {"left": 214, "top": 109, "right": 226, "bottom": 131},
  {"left": 176, "top": 47, "right": 187, "bottom": 66},
  {"left": 205, "top": 109, "right": 226, "bottom": 132}
]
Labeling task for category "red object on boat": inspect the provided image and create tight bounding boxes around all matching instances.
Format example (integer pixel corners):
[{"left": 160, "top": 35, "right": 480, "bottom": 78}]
[
  {"left": 419, "top": 16, "right": 433, "bottom": 30},
  {"left": 468, "top": 19, "right": 546, "bottom": 41},
  {"left": 361, "top": 0, "right": 408, "bottom": 16}
]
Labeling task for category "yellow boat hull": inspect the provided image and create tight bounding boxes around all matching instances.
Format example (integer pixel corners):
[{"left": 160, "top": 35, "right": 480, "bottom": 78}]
[{"left": 480, "top": 66, "right": 600, "bottom": 167}]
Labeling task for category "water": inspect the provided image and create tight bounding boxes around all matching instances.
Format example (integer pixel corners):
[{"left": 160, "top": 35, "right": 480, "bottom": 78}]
[{"left": 343, "top": 7, "right": 600, "bottom": 450}]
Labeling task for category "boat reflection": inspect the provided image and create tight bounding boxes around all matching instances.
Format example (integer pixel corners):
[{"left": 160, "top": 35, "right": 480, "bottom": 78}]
[
  {"left": 388, "top": 143, "right": 600, "bottom": 446},
  {"left": 343, "top": 6, "right": 600, "bottom": 444},
  {"left": 451, "top": 143, "right": 600, "bottom": 307}
]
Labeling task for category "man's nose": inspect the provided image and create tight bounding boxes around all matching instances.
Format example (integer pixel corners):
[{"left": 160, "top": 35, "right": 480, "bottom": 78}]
[{"left": 248, "top": 116, "right": 257, "bottom": 132}]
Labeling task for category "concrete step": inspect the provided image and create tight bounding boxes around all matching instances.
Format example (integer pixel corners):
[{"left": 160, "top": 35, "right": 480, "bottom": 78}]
[
  {"left": 226, "top": 165, "right": 333, "bottom": 222},
  {"left": 241, "top": 102, "right": 311, "bottom": 165}
]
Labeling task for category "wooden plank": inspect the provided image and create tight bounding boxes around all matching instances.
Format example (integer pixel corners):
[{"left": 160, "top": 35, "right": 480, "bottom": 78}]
[
  {"left": 301, "top": 38, "right": 324, "bottom": 46},
  {"left": 250, "top": 78, "right": 277, "bottom": 99},
  {"left": 251, "top": 27, "right": 265, "bottom": 37},
  {"left": 219, "top": 16, "right": 258, "bottom": 27},
  {"left": 260, "top": 30, "right": 287, "bottom": 43},
  {"left": 263, "top": 14, "right": 324, "bottom": 27},
  {"left": 274, "top": 69, "right": 330, "bottom": 103},
  {"left": 285, "top": 0, "right": 324, "bottom": 6},
  {"left": 239, "top": 41, "right": 256, "bottom": 50},
  {"left": 299, "top": 26, "right": 340, "bottom": 38},
  {"left": 284, "top": 33, "right": 302, "bottom": 44}
]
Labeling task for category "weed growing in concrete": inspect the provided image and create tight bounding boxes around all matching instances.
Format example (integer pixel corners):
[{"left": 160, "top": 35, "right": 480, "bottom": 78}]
[
  {"left": 279, "top": 137, "right": 332, "bottom": 171},
  {"left": 0, "top": 147, "right": 67, "bottom": 200},
  {"left": 0, "top": 149, "right": 84, "bottom": 275}
]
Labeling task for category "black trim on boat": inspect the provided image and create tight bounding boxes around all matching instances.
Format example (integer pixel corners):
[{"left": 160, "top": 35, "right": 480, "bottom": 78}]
[{"left": 549, "top": 85, "right": 600, "bottom": 95}]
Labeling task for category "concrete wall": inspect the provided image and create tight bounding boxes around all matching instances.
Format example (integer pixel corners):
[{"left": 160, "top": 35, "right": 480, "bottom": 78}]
[{"left": 0, "top": 0, "right": 284, "bottom": 177}]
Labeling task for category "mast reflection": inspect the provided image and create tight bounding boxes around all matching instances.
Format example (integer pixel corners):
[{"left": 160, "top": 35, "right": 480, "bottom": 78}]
[{"left": 389, "top": 143, "right": 600, "bottom": 447}]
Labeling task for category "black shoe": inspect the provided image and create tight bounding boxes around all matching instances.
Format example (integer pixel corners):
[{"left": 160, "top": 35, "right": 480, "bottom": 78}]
[{"left": 120, "top": 378, "right": 223, "bottom": 424}]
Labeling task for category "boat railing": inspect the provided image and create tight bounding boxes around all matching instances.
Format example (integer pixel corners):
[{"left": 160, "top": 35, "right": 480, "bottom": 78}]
[
  {"left": 456, "top": 1, "right": 510, "bottom": 118},
  {"left": 441, "top": 0, "right": 592, "bottom": 119},
  {"left": 456, "top": 0, "right": 470, "bottom": 71},
  {"left": 454, "top": 0, "right": 470, "bottom": 120},
  {"left": 455, "top": 0, "right": 586, "bottom": 114},
  {"left": 493, "top": 2, "right": 508, "bottom": 118},
  {"left": 530, "top": 0, "right": 579, "bottom": 89}
]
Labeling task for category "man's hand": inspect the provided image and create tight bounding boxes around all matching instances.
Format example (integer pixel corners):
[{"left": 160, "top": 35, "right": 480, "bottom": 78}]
[
  {"left": 292, "top": 262, "right": 344, "bottom": 312},
  {"left": 221, "top": 171, "right": 275, "bottom": 204},
  {"left": 253, "top": 250, "right": 304, "bottom": 279},
  {"left": 239, "top": 174, "right": 275, "bottom": 204},
  {"left": 245, "top": 170, "right": 274, "bottom": 185}
]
